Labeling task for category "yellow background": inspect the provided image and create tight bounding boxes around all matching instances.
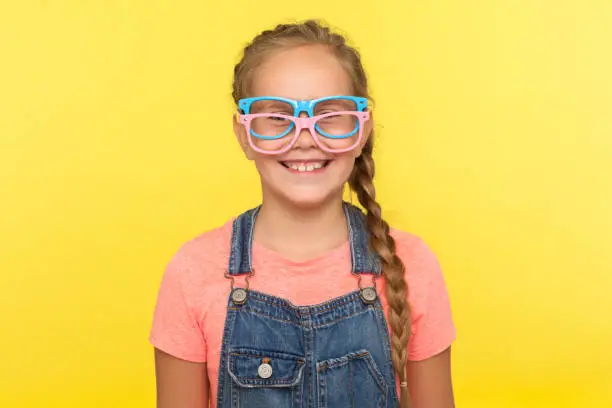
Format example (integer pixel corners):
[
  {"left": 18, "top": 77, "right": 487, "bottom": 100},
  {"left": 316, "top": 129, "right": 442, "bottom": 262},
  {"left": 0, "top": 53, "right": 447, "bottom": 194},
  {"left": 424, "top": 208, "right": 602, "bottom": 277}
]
[{"left": 1, "top": 1, "right": 611, "bottom": 407}]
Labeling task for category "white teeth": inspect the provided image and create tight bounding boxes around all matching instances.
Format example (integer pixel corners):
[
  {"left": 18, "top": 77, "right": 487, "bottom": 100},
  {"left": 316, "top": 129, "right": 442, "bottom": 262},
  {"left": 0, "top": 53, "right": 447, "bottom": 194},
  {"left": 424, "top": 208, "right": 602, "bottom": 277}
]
[{"left": 286, "top": 162, "right": 326, "bottom": 172}]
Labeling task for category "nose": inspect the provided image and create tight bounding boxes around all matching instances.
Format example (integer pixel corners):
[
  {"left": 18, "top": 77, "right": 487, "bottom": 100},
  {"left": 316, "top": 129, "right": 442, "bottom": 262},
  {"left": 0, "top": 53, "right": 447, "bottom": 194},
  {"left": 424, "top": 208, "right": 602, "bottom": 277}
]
[{"left": 294, "top": 114, "right": 317, "bottom": 150}]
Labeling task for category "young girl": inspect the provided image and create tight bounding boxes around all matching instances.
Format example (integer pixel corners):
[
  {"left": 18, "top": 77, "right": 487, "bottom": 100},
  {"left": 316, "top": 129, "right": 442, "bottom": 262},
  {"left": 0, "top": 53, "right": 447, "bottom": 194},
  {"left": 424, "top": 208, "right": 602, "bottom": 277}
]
[{"left": 150, "top": 20, "right": 455, "bottom": 408}]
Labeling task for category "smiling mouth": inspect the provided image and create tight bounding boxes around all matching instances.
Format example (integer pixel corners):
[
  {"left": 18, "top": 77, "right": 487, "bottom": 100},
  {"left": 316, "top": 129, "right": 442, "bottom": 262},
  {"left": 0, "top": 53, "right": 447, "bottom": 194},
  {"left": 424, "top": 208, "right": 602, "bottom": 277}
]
[{"left": 279, "top": 160, "right": 332, "bottom": 173}]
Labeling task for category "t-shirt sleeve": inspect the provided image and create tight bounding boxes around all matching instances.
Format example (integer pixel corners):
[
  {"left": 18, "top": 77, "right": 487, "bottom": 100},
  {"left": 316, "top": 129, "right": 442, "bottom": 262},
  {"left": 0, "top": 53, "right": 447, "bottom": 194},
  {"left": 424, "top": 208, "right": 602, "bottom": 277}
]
[
  {"left": 149, "top": 252, "right": 207, "bottom": 363},
  {"left": 405, "top": 238, "right": 456, "bottom": 361}
]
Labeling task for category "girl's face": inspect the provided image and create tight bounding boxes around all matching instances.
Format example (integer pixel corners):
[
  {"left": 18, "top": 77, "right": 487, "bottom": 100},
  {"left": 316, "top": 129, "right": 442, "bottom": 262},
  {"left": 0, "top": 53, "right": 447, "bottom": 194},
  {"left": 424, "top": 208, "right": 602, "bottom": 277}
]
[{"left": 234, "top": 45, "right": 372, "bottom": 209}]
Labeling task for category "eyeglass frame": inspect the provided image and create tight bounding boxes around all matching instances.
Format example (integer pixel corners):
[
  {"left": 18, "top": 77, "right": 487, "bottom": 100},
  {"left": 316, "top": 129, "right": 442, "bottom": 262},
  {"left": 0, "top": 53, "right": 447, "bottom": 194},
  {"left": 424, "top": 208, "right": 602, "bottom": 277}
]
[{"left": 237, "top": 95, "right": 371, "bottom": 155}]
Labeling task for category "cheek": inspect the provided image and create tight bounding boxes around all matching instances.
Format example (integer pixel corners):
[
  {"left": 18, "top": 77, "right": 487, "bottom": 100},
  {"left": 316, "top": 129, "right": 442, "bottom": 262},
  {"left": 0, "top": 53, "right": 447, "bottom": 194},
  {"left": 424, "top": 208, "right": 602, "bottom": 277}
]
[
  {"left": 253, "top": 156, "right": 278, "bottom": 173},
  {"left": 332, "top": 155, "right": 357, "bottom": 179},
  {"left": 252, "top": 156, "right": 292, "bottom": 184}
]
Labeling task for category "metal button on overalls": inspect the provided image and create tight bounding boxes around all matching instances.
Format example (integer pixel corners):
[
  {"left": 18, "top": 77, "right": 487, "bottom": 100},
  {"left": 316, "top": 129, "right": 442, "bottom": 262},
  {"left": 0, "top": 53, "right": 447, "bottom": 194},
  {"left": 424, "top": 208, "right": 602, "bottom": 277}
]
[
  {"left": 360, "top": 287, "right": 377, "bottom": 303},
  {"left": 231, "top": 288, "right": 247, "bottom": 304},
  {"left": 258, "top": 358, "right": 273, "bottom": 379}
]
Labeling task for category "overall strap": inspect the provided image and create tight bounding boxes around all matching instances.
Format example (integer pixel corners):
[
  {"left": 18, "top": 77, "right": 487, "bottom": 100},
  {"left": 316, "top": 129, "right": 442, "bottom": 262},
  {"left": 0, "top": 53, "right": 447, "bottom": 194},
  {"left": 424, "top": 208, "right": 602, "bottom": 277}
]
[
  {"left": 227, "top": 206, "right": 261, "bottom": 276},
  {"left": 226, "top": 202, "right": 382, "bottom": 276},
  {"left": 343, "top": 202, "right": 382, "bottom": 275}
]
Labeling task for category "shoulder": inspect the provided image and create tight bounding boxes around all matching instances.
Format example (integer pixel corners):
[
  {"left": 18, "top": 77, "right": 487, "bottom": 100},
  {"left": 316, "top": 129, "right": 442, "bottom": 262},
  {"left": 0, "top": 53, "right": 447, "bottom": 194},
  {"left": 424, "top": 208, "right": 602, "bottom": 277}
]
[
  {"left": 162, "top": 219, "right": 234, "bottom": 288},
  {"left": 389, "top": 228, "right": 442, "bottom": 274}
]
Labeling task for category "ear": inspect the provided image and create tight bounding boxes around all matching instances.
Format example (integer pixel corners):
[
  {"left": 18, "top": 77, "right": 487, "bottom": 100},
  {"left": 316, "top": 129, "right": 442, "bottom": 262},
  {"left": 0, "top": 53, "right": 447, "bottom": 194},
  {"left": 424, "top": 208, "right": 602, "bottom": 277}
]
[
  {"left": 233, "top": 114, "right": 255, "bottom": 160},
  {"left": 353, "top": 111, "right": 374, "bottom": 158}
]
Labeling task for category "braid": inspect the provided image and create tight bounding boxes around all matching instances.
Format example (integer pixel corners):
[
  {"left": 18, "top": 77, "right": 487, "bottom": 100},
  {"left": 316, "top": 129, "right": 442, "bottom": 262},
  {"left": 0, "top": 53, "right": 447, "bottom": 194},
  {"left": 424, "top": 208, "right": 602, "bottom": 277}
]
[{"left": 349, "top": 136, "right": 413, "bottom": 408}]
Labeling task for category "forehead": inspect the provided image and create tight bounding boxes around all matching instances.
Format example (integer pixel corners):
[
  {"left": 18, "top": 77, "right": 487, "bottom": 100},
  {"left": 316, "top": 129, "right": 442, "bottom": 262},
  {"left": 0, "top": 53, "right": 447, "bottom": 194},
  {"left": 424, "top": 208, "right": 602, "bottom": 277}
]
[{"left": 250, "top": 44, "right": 353, "bottom": 100}]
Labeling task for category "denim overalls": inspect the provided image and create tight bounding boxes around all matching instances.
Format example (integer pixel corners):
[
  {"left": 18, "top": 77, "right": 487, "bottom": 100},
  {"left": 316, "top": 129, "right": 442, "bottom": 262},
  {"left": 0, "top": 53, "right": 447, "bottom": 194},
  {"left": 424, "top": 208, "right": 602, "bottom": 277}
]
[{"left": 216, "top": 202, "right": 400, "bottom": 408}]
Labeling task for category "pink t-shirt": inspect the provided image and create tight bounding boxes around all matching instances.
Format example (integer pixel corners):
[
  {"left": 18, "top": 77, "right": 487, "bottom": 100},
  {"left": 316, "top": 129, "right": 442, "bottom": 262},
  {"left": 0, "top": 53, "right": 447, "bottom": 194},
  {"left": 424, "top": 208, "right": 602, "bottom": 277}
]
[{"left": 149, "top": 219, "right": 455, "bottom": 406}]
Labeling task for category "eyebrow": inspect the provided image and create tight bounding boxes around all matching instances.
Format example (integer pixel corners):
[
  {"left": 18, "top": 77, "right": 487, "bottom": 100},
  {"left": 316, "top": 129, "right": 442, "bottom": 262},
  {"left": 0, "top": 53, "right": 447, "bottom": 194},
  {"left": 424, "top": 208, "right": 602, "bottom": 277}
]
[
  {"left": 251, "top": 101, "right": 293, "bottom": 112},
  {"left": 315, "top": 100, "right": 356, "bottom": 109}
]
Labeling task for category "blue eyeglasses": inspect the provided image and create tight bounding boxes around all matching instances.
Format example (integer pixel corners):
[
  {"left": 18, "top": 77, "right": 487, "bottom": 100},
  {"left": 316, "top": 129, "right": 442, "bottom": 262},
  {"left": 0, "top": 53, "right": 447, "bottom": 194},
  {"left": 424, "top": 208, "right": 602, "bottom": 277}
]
[{"left": 238, "top": 95, "right": 368, "bottom": 117}]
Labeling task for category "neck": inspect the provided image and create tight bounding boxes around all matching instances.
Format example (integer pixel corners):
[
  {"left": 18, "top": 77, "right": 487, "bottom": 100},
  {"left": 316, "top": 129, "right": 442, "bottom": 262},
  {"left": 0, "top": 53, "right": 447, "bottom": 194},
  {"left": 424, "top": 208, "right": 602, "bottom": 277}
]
[{"left": 253, "top": 194, "right": 348, "bottom": 262}]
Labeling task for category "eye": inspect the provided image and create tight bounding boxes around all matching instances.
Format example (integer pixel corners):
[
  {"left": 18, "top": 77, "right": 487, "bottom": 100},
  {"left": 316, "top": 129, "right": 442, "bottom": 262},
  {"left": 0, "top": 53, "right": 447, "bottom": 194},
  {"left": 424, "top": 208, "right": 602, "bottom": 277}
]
[
  {"left": 315, "top": 101, "right": 355, "bottom": 115},
  {"left": 270, "top": 116, "right": 289, "bottom": 122},
  {"left": 267, "top": 109, "right": 292, "bottom": 115}
]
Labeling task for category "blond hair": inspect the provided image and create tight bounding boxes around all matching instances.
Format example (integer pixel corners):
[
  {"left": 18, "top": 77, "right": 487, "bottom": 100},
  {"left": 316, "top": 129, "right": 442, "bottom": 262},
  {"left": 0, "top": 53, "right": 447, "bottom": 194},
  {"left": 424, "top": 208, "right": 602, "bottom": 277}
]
[{"left": 232, "top": 19, "right": 412, "bottom": 408}]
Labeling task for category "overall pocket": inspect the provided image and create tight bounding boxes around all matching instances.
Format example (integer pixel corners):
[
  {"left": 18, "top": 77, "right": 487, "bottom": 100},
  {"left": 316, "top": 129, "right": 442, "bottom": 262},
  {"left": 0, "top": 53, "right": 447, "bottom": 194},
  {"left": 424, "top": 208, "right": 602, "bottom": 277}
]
[
  {"left": 228, "top": 348, "right": 305, "bottom": 408},
  {"left": 317, "top": 350, "right": 388, "bottom": 408}
]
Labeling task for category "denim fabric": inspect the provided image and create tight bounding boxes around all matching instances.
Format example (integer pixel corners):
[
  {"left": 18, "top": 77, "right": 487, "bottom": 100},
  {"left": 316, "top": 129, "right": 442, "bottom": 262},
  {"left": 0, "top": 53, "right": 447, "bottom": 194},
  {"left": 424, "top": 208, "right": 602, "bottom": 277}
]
[{"left": 218, "top": 203, "right": 398, "bottom": 408}]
